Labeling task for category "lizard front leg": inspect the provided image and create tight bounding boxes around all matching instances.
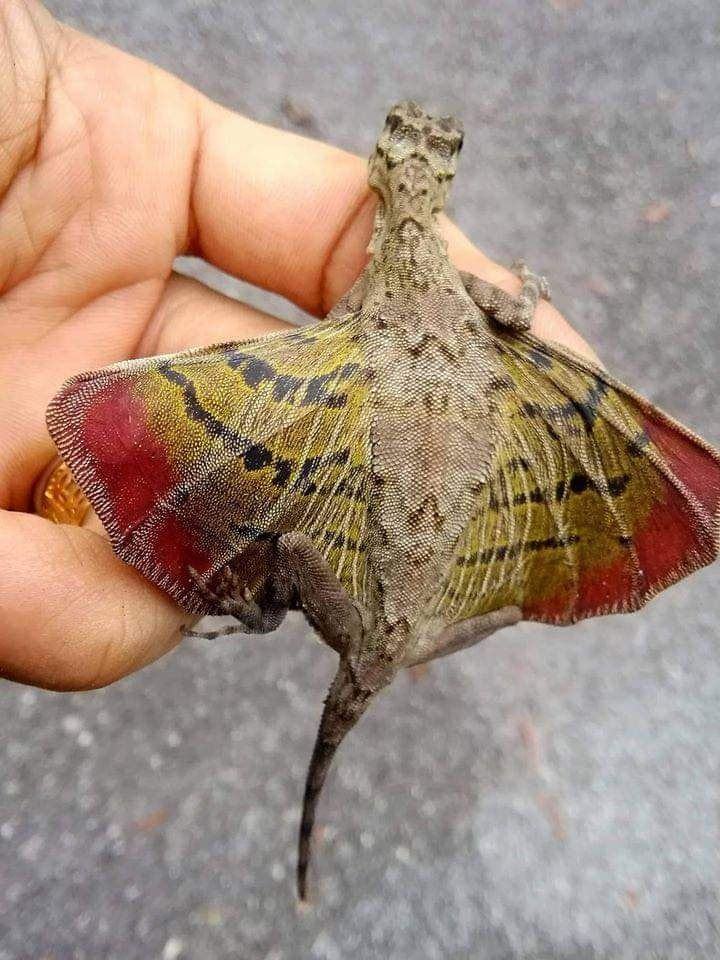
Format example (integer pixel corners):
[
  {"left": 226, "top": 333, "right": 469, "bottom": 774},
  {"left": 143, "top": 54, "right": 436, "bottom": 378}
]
[
  {"left": 404, "top": 606, "right": 521, "bottom": 667},
  {"left": 461, "top": 260, "right": 550, "bottom": 332}
]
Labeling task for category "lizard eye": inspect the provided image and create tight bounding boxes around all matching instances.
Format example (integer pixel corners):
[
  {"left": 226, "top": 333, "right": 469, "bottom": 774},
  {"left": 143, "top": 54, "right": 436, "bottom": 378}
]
[
  {"left": 390, "top": 124, "right": 420, "bottom": 146},
  {"left": 428, "top": 137, "right": 453, "bottom": 159}
]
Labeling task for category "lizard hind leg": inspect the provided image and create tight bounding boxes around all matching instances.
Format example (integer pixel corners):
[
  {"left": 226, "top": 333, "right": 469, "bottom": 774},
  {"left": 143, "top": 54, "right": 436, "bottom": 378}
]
[
  {"left": 187, "top": 532, "right": 374, "bottom": 899},
  {"left": 404, "top": 606, "right": 522, "bottom": 667}
]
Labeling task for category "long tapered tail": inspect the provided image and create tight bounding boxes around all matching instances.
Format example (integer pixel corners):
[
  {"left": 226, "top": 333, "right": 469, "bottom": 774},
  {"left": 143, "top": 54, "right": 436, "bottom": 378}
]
[{"left": 296, "top": 667, "right": 373, "bottom": 900}]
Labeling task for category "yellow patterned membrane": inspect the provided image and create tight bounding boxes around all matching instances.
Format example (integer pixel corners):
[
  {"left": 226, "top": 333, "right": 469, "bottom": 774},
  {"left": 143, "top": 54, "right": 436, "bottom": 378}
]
[
  {"left": 434, "top": 329, "right": 713, "bottom": 624},
  {"left": 49, "top": 310, "right": 718, "bottom": 624},
  {"left": 129, "top": 317, "right": 374, "bottom": 607}
]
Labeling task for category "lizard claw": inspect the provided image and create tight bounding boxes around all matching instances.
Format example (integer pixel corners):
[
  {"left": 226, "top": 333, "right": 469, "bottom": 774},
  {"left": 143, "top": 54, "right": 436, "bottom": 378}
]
[
  {"left": 189, "top": 566, "right": 221, "bottom": 604},
  {"left": 510, "top": 258, "right": 551, "bottom": 301}
]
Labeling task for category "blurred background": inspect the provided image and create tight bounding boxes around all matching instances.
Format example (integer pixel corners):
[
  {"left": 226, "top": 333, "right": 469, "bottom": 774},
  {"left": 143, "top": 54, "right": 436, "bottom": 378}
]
[{"left": 2, "top": 1, "right": 720, "bottom": 958}]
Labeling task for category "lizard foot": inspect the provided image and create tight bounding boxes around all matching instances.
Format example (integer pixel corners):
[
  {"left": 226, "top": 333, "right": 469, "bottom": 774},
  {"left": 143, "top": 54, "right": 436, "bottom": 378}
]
[
  {"left": 510, "top": 258, "right": 551, "bottom": 320},
  {"left": 460, "top": 261, "right": 549, "bottom": 333},
  {"left": 187, "top": 565, "right": 281, "bottom": 635}
]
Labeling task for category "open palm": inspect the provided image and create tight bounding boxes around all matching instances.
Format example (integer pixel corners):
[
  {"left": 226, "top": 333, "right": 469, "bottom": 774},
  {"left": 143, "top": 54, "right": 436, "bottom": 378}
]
[{"left": 0, "top": 0, "right": 590, "bottom": 690}]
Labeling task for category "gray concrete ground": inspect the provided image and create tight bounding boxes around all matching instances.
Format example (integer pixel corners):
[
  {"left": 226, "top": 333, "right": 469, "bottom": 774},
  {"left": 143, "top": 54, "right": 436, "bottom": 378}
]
[{"left": 2, "top": 1, "right": 720, "bottom": 958}]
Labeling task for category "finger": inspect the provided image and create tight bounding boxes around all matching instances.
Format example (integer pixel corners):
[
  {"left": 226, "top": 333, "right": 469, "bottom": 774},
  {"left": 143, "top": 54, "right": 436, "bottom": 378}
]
[
  {"left": 0, "top": 510, "right": 189, "bottom": 690},
  {"left": 136, "top": 271, "right": 290, "bottom": 356}
]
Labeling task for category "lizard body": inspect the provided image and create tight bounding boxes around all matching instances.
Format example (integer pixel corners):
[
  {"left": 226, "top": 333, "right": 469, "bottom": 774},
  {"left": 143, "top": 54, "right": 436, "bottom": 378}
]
[
  {"left": 46, "top": 102, "right": 720, "bottom": 900},
  {"left": 295, "top": 107, "right": 515, "bottom": 895}
]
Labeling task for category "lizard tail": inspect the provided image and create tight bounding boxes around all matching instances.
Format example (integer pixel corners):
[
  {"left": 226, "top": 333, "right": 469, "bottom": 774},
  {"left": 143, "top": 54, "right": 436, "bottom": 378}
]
[{"left": 296, "top": 665, "right": 373, "bottom": 901}]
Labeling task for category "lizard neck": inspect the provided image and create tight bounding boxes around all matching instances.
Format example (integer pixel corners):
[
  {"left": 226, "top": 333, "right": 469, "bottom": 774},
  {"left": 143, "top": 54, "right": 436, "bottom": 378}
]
[
  {"left": 366, "top": 149, "right": 458, "bottom": 292},
  {"left": 367, "top": 200, "right": 455, "bottom": 292}
]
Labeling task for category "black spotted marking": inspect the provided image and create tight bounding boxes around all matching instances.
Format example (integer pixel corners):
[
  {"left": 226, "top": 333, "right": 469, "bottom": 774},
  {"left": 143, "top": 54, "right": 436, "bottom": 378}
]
[
  {"left": 520, "top": 378, "right": 609, "bottom": 434},
  {"left": 543, "top": 379, "right": 609, "bottom": 433},
  {"left": 491, "top": 470, "right": 629, "bottom": 512},
  {"left": 569, "top": 379, "right": 609, "bottom": 432},
  {"left": 273, "top": 458, "right": 292, "bottom": 488},
  {"left": 459, "top": 534, "right": 581, "bottom": 566},
  {"left": 301, "top": 363, "right": 361, "bottom": 408},
  {"left": 273, "top": 374, "right": 304, "bottom": 403},
  {"left": 566, "top": 471, "right": 629, "bottom": 498},
  {"left": 160, "top": 366, "right": 250, "bottom": 452},
  {"left": 627, "top": 431, "right": 650, "bottom": 457},
  {"left": 160, "top": 366, "right": 360, "bottom": 500},
  {"left": 489, "top": 488, "right": 546, "bottom": 509},
  {"left": 297, "top": 449, "right": 350, "bottom": 482},
  {"left": 229, "top": 522, "right": 280, "bottom": 543},
  {"left": 607, "top": 474, "right": 630, "bottom": 498},
  {"left": 322, "top": 531, "right": 366, "bottom": 552},
  {"left": 545, "top": 422, "right": 561, "bottom": 442},
  {"left": 243, "top": 444, "right": 273, "bottom": 472},
  {"left": 303, "top": 372, "right": 345, "bottom": 408},
  {"left": 554, "top": 472, "right": 628, "bottom": 503},
  {"left": 242, "top": 358, "right": 274, "bottom": 387},
  {"left": 618, "top": 535, "right": 633, "bottom": 547},
  {"left": 225, "top": 348, "right": 360, "bottom": 409},
  {"left": 293, "top": 450, "right": 353, "bottom": 495},
  {"left": 225, "top": 349, "right": 274, "bottom": 383},
  {"left": 569, "top": 472, "right": 591, "bottom": 495},
  {"left": 318, "top": 465, "right": 368, "bottom": 503},
  {"left": 527, "top": 348, "right": 553, "bottom": 370}
]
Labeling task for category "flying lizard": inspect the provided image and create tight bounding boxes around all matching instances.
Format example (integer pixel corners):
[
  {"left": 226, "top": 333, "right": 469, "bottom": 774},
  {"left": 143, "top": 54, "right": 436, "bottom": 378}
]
[{"left": 46, "top": 101, "right": 720, "bottom": 900}]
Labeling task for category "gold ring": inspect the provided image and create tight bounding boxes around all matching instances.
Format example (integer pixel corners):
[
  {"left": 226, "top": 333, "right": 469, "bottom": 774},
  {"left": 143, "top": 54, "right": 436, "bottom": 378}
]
[{"left": 34, "top": 456, "right": 91, "bottom": 526}]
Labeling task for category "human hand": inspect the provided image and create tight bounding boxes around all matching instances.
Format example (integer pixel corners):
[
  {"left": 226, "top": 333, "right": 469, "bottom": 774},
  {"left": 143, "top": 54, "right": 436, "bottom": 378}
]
[{"left": 0, "top": 0, "right": 594, "bottom": 690}]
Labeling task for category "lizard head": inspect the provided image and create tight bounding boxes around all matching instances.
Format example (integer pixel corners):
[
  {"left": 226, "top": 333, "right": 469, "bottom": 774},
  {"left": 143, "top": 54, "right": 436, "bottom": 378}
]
[{"left": 368, "top": 100, "right": 464, "bottom": 218}]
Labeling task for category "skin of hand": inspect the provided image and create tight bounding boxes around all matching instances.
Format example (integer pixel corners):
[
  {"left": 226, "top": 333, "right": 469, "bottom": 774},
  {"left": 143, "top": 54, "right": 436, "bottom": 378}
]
[{"left": 0, "top": 0, "right": 595, "bottom": 691}]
